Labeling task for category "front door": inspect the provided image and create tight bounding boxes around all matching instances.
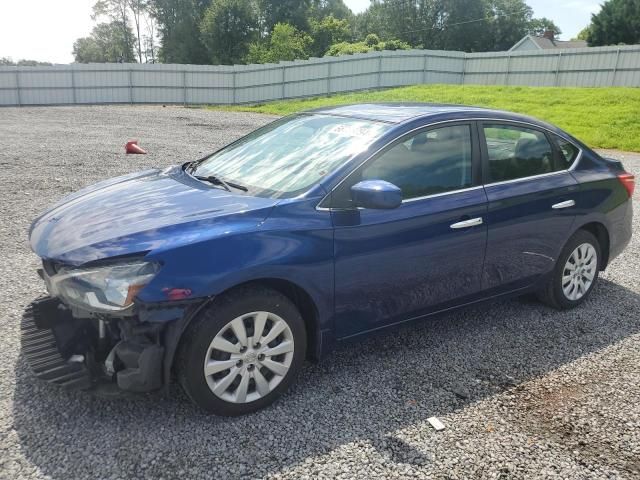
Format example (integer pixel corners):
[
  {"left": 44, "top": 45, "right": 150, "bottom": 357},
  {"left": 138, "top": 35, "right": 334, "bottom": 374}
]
[{"left": 328, "top": 123, "right": 488, "bottom": 338}]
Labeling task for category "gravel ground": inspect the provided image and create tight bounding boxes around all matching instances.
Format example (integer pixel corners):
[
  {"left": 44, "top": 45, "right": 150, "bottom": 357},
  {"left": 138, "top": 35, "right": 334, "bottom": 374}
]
[{"left": 0, "top": 105, "right": 639, "bottom": 480}]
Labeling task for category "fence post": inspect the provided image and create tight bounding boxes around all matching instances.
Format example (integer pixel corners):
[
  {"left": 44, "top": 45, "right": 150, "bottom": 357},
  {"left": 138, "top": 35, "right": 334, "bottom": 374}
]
[
  {"left": 281, "top": 65, "right": 286, "bottom": 99},
  {"left": 70, "top": 65, "right": 77, "bottom": 104},
  {"left": 182, "top": 69, "right": 187, "bottom": 106},
  {"left": 15, "top": 68, "right": 21, "bottom": 106},
  {"left": 422, "top": 53, "right": 428, "bottom": 84},
  {"left": 612, "top": 48, "right": 621, "bottom": 86},
  {"left": 461, "top": 54, "right": 466, "bottom": 85},
  {"left": 505, "top": 53, "right": 511, "bottom": 86},
  {"left": 555, "top": 52, "right": 563, "bottom": 86},
  {"left": 128, "top": 67, "right": 133, "bottom": 104},
  {"left": 377, "top": 53, "right": 383, "bottom": 88},
  {"left": 232, "top": 68, "right": 237, "bottom": 105},
  {"left": 326, "top": 59, "right": 332, "bottom": 95}
]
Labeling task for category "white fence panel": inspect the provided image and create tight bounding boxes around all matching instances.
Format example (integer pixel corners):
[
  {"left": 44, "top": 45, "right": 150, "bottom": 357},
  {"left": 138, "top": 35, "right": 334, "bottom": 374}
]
[{"left": 0, "top": 45, "right": 638, "bottom": 106}]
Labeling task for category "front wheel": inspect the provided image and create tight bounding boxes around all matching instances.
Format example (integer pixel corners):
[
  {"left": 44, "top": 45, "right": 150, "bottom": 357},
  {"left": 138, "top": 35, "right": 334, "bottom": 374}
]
[
  {"left": 176, "top": 286, "right": 306, "bottom": 415},
  {"left": 537, "top": 229, "right": 601, "bottom": 310}
]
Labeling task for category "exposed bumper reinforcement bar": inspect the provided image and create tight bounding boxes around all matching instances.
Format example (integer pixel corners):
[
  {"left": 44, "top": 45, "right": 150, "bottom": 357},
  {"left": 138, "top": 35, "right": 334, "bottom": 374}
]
[{"left": 21, "top": 298, "right": 92, "bottom": 390}]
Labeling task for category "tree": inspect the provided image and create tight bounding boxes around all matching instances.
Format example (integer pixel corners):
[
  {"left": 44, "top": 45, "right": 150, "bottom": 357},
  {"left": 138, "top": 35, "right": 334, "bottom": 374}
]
[
  {"left": 127, "top": 0, "right": 147, "bottom": 63},
  {"left": 310, "top": 15, "right": 352, "bottom": 56},
  {"left": 309, "top": 0, "right": 353, "bottom": 20},
  {"left": 260, "top": 0, "right": 311, "bottom": 32},
  {"left": 587, "top": 0, "right": 640, "bottom": 46},
  {"left": 527, "top": 17, "right": 562, "bottom": 37},
  {"left": 200, "top": 0, "right": 258, "bottom": 64},
  {"left": 574, "top": 26, "right": 590, "bottom": 41},
  {"left": 73, "top": 21, "right": 136, "bottom": 62},
  {"left": 326, "top": 33, "right": 410, "bottom": 56},
  {"left": 93, "top": 0, "right": 157, "bottom": 63},
  {"left": 0, "top": 57, "right": 53, "bottom": 66},
  {"left": 246, "top": 23, "right": 313, "bottom": 63},
  {"left": 351, "top": 0, "right": 566, "bottom": 52},
  {"left": 149, "top": 0, "right": 212, "bottom": 64},
  {"left": 484, "top": 0, "right": 534, "bottom": 51},
  {"left": 93, "top": 1, "right": 134, "bottom": 60}
]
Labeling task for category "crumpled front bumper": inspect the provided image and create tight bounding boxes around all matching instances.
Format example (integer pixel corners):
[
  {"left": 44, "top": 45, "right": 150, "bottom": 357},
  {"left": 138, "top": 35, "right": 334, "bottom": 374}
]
[{"left": 21, "top": 296, "right": 166, "bottom": 394}]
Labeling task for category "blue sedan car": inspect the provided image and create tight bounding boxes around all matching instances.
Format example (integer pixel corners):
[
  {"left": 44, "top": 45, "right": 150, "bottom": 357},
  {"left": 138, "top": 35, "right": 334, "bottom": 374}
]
[{"left": 24, "top": 104, "right": 634, "bottom": 415}]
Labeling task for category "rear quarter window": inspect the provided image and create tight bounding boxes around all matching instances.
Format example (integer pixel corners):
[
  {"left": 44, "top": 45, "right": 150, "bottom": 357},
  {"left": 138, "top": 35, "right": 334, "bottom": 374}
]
[{"left": 553, "top": 135, "right": 580, "bottom": 170}]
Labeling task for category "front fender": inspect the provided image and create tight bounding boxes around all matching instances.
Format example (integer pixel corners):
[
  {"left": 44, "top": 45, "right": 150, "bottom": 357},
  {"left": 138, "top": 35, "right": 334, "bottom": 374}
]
[{"left": 139, "top": 198, "right": 335, "bottom": 333}]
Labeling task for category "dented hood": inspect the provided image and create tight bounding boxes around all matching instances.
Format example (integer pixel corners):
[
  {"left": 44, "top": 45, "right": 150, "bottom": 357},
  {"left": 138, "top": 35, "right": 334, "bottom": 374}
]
[{"left": 29, "top": 167, "right": 278, "bottom": 265}]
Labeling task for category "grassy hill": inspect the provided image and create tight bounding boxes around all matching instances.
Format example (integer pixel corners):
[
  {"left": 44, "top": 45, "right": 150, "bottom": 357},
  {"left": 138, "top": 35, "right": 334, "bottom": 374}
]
[{"left": 210, "top": 85, "right": 640, "bottom": 152}]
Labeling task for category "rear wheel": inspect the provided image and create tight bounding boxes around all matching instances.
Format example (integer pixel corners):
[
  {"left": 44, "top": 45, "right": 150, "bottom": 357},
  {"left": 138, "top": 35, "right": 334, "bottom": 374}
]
[
  {"left": 176, "top": 286, "right": 306, "bottom": 415},
  {"left": 537, "top": 229, "right": 601, "bottom": 310}
]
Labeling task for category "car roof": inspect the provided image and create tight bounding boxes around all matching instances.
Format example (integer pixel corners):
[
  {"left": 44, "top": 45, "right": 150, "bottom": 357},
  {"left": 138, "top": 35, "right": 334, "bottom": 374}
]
[{"left": 308, "top": 103, "right": 553, "bottom": 129}]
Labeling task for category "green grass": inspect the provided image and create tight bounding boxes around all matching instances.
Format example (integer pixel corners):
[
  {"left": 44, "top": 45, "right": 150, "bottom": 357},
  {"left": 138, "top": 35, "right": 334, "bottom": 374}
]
[{"left": 208, "top": 85, "right": 640, "bottom": 152}]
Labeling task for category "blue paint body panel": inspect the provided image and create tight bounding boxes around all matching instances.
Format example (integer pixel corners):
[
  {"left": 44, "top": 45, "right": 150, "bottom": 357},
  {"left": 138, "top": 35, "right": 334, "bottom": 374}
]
[{"left": 28, "top": 104, "right": 634, "bottom": 359}]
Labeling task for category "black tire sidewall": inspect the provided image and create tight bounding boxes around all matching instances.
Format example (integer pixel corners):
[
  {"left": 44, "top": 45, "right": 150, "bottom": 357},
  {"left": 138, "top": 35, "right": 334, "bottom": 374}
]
[
  {"left": 552, "top": 230, "right": 601, "bottom": 309},
  {"left": 178, "top": 287, "right": 306, "bottom": 416}
]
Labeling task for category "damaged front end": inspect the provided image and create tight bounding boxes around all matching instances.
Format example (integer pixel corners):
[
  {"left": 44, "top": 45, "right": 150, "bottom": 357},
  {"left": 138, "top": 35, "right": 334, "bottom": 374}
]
[{"left": 21, "top": 260, "right": 200, "bottom": 395}]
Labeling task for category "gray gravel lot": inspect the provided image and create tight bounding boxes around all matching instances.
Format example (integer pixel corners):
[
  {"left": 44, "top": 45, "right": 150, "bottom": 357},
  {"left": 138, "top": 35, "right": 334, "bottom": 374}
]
[{"left": 0, "top": 105, "right": 639, "bottom": 479}]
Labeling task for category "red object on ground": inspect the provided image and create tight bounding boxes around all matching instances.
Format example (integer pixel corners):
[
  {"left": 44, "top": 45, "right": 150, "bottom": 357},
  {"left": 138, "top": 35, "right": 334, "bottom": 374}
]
[{"left": 125, "top": 140, "right": 147, "bottom": 154}]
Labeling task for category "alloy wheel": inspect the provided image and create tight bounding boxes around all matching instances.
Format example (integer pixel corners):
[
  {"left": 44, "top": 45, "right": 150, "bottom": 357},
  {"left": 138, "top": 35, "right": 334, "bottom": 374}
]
[
  {"left": 203, "top": 311, "right": 294, "bottom": 403},
  {"left": 562, "top": 243, "right": 597, "bottom": 301}
]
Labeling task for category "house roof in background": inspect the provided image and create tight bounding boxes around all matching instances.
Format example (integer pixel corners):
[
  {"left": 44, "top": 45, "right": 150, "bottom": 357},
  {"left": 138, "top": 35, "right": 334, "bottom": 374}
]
[{"left": 509, "top": 35, "right": 588, "bottom": 51}]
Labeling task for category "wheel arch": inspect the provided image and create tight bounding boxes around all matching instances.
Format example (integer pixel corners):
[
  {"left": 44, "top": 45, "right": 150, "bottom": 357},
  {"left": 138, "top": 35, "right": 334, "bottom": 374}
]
[
  {"left": 177, "top": 278, "right": 322, "bottom": 363},
  {"left": 575, "top": 221, "right": 610, "bottom": 270}
]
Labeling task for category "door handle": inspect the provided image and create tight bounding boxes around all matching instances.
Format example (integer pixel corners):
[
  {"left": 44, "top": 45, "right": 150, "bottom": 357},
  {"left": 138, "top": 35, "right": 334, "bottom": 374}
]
[
  {"left": 450, "top": 217, "right": 483, "bottom": 229},
  {"left": 552, "top": 200, "right": 575, "bottom": 209}
]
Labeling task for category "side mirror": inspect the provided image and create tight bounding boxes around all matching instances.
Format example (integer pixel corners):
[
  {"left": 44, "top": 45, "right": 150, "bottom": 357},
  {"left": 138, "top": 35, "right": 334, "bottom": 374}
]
[{"left": 351, "top": 180, "right": 402, "bottom": 210}]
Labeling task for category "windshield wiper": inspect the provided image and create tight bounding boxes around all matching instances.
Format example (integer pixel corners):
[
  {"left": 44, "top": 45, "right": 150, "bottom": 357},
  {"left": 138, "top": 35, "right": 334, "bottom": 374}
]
[{"left": 195, "top": 175, "right": 248, "bottom": 192}]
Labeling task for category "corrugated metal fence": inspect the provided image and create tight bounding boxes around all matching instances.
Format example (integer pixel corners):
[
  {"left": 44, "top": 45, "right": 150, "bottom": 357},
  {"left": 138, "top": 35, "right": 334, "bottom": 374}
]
[{"left": 1, "top": 44, "right": 638, "bottom": 106}]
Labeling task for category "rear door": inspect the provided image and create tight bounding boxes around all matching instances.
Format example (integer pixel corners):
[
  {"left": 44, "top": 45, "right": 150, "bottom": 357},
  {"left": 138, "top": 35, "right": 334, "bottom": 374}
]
[
  {"left": 480, "top": 122, "right": 579, "bottom": 293},
  {"left": 328, "top": 123, "right": 488, "bottom": 338}
]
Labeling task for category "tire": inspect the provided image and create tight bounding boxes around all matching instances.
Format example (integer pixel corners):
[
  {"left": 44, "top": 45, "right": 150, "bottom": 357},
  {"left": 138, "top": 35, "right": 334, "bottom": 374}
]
[
  {"left": 176, "top": 285, "right": 306, "bottom": 415},
  {"left": 537, "top": 229, "right": 601, "bottom": 310}
]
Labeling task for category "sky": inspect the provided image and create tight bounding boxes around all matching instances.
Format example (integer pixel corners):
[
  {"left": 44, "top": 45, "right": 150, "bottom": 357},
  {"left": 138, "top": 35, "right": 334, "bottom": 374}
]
[{"left": 0, "top": 0, "right": 602, "bottom": 64}]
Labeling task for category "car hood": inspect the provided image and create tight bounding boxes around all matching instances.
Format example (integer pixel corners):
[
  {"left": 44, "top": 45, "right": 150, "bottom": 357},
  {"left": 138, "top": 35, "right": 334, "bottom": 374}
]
[{"left": 29, "top": 167, "right": 279, "bottom": 265}]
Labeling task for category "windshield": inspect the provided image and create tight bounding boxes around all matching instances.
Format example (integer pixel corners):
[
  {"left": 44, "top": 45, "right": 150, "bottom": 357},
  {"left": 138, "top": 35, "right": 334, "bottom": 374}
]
[{"left": 193, "top": 114, "right": 390, "bottom": 198}]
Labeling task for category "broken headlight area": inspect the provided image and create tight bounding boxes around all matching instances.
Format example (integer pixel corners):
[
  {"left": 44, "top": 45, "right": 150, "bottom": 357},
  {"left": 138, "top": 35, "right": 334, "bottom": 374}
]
[
  {"left": 22, "top": 295, "right": 166, "bottom": 394},
  {"left": 42, "top": 260, "right": 160, "bottom": 315}
]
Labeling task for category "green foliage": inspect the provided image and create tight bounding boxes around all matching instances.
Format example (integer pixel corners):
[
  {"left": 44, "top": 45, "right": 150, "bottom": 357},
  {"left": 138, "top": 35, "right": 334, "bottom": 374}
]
[
  {"left": 574, "top": 27, "right": 591, "bottom": 41},
  {"left": 73, "top": 21, "right": 136, "bottom": 63},
  {"left": 80, "top": 0, "right": 578, "bottom": 65},
  {"left": 149, "top": 0, "right": 211, "bottom": 64},
  {"left": 587, "top": 0, "right": 640, "bottom": 46},
  {"left": 310, "top": 15, "right": 351, "bottom": 56},
  {"left": 353, "top": 0, "right": 564, "bottom": 53},
  {"left": 213, "top": 85, "right": 640, "bottom": 152},
  {"left": 326, "top": 35, "right": 409, "bottom": 56},
  {"left": 200, "top": 0, "right": 257, "bottom": 65},
  {"left": 247, "top": 23, "right": 313, "bottom": 63},
  {"left": 364, "top": 34, "right": 380, "bottom": 47},
  {"left": 309, "top": 0, "right": 352, "bottom": 21},
  {"left": 260, "top": 0, "right": 311, "bottom": 32},
  {"left": 0, "top": 58, "right": 53, "bottom": 66},
  {"left": 526, "top": 17, "right": 562, "bottom": 37}
]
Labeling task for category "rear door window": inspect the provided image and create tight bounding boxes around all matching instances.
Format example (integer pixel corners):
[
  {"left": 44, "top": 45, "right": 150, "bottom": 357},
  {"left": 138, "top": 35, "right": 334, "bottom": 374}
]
[{"left": 483, "top": 124, "right": 554, "bottom": 183}]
